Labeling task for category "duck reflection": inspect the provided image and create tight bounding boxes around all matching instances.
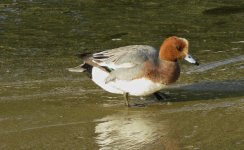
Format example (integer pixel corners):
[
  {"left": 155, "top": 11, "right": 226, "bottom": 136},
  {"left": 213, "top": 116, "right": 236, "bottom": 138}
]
[{"left": 95, "top": 111, "right": 179, "bottom": 150}]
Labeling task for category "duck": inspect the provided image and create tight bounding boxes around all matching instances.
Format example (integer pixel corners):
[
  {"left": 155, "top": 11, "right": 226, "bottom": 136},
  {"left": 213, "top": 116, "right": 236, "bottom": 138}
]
[{"left": 68, "top": 36, "right": 199, "bottom": 106}]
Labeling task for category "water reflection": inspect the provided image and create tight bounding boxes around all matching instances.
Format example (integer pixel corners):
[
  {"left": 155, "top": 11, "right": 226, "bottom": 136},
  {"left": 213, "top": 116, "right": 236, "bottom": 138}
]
[
  {"left": 203, "top": 6, "right": 244, "bottom": 15},
  {"left": 95, "top": 111, "right": 179, "bottom": 150},
  {"left": 185, "top": 55, "right": 244, "bottom": 74},
  {"left": 160, "top": 80, "right": 244, "bottom": 103},
  {"left": 13, "top": 0, "right": 33, "bottom": 2}
]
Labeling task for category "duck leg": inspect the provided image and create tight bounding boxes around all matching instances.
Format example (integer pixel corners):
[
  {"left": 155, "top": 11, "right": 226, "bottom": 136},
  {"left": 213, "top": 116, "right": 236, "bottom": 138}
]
[
  {"left": 123, "top": 93, "right": 146, "bottom": 107},
  {"left": 154, "top": 92, "right": 170, "bottom": 101},
  {"left": 123, "top": 92, "right": 130, "bottom": 107}
]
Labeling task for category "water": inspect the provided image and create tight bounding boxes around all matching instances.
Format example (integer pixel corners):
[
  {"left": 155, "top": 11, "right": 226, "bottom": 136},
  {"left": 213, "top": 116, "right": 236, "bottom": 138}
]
[{"left": 0, "top": 0, "right": 243, "bottom": 149}]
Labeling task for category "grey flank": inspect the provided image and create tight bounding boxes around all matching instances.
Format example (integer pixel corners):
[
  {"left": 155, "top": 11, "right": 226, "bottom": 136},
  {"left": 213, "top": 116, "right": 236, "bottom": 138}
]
[{"left": 105, "top": 64, "right": 145, "bottom": 83}]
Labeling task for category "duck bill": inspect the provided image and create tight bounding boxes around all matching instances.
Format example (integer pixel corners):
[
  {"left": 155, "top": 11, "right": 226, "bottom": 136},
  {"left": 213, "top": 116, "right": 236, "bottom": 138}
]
[{"left": 184, "top": 54, "right": 199, "bottom": 66}]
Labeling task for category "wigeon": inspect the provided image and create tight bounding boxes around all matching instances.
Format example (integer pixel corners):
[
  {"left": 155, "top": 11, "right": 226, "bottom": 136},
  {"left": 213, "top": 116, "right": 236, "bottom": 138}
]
[{"left": 69, "top": 36, "right": 199, "bottom": 106}]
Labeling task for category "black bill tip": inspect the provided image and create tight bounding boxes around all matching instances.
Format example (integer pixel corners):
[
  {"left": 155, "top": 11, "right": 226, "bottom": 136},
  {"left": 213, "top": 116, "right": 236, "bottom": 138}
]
[{"left": 195, "top": 62, "right": 200, "bottom": 66}]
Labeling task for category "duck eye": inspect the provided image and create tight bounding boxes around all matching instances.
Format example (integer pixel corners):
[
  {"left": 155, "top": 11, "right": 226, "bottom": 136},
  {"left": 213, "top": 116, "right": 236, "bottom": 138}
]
[{"left": 176, "top": 45, "right": 182, "bottom": 51}]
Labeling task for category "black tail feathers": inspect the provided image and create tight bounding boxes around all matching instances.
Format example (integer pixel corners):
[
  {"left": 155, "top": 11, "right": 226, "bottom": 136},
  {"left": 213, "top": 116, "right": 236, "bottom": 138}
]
[{"left": 75, "top": 52, "right": 92, "bottom": 60}]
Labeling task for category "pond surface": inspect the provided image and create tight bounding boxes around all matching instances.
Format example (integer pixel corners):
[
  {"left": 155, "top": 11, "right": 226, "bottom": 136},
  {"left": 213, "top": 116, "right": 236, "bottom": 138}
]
[{"left": 0, "top": 0, "right": 244, "bottom": 149}]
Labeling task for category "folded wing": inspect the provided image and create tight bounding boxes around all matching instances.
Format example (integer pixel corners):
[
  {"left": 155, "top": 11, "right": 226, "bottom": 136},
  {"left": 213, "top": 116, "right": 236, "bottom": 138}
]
[{"left": 70, "top": 45, "right": 159, "bottom": 82}]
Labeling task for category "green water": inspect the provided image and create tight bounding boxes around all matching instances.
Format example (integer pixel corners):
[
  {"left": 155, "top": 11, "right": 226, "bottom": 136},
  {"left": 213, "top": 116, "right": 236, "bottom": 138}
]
[{"left": 0, "top": 0, "right": 244, "bottom": 149}]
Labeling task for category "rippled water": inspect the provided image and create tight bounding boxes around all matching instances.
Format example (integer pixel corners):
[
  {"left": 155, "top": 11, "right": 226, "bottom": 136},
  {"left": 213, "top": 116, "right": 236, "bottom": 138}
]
[{"left": 0, "top": 0, "right": 243, "bottom": 149}]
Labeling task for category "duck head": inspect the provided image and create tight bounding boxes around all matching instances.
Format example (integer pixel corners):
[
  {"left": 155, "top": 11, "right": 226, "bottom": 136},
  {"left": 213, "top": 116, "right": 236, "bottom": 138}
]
[{"left": 159, "top": 36, "right": 199, "bottom": 65}]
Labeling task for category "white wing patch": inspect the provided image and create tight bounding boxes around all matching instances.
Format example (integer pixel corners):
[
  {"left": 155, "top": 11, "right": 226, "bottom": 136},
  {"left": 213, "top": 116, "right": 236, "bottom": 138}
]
[{"left": 96, "top": 61, "right": 135, "bottom": 69}]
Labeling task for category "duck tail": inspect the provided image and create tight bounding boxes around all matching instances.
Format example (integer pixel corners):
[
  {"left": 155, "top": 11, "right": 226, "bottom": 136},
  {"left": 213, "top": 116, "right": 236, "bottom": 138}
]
[
  {"left": 67, "top": 52, "right": 93, "bottom": 73},
  {"left": 67, "top": 63, "right": 87, "bottom": 73},
  {"left": 68, "top": 52, "right": 108, "bottom": 77}
]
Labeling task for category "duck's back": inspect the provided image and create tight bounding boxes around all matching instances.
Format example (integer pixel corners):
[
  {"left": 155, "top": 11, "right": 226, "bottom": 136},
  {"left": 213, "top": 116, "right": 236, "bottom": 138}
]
[{"left": 92, "top": 45, "right": 159, "bottom": 70}]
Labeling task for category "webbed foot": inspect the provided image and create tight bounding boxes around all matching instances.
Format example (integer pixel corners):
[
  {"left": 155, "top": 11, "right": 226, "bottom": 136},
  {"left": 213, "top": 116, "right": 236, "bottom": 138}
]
[{"left": 154, "top": 92, "right": 170, "bottom": 101}]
